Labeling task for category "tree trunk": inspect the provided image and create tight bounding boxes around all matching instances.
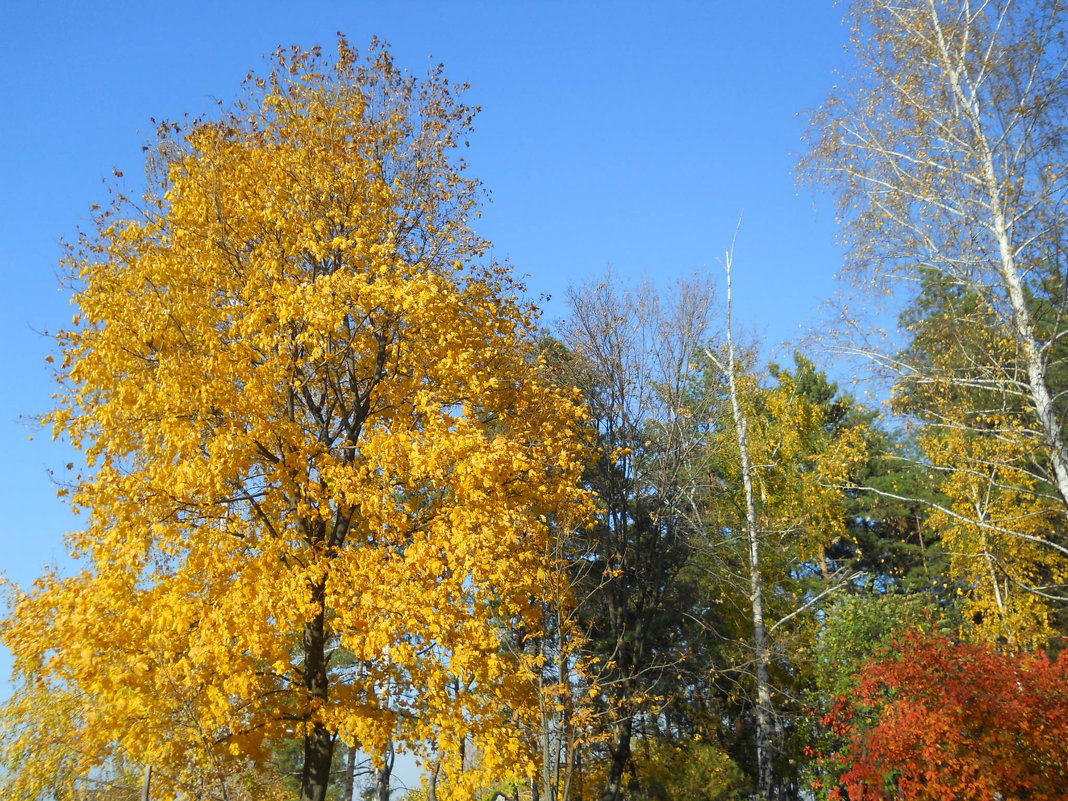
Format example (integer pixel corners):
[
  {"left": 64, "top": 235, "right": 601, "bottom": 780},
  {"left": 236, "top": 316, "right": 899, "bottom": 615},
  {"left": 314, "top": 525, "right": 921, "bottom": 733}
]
[
  {"left": 597, "top": 717, "right": 632, "bottom": 801},
  {"left": 558, "top": 630, "right": 577, "bottom": 801},
  {"left": 140, "top": 765, "right": 151, "bottom": 801},
  {"left": 374, "top": 744, "right": 394, "bottom": 801},
  {"left": 541, "top": 707, "right": 556, "bottom": 801},
  {"left": 427, "top": 756, "right": 441, "bottom": 801},
  {"left": 718, "top": 248, "right": 775, "bottom": 800},
  {"left": 341, "top": 743, "right": 357, "bottom": 801},
  {"left": 538, "top": 654, "right": 555, "bottom": 801},
  {"left": 301, "top": 580, "right": 335, "bottom": 801}
]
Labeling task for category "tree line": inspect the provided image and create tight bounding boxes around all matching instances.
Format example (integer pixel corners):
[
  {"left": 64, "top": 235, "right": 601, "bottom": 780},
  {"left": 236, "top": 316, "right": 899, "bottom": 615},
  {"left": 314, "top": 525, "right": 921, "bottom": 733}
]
[{"left": 2, "top": 2, "right": 1067, "bottom": 800}]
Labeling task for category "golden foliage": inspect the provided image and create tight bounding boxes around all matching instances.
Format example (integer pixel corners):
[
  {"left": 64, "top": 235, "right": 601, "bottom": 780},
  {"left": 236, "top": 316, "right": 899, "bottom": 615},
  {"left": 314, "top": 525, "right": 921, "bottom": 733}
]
[
  {"left": 713, "top": 366, "right": 868, "bottom": 564},
  {"left": 922, "top": 418, "right": 1068, "bottom": 647},
  {"left": 2, "top": 38, "right": 588, "bottom": 801}
]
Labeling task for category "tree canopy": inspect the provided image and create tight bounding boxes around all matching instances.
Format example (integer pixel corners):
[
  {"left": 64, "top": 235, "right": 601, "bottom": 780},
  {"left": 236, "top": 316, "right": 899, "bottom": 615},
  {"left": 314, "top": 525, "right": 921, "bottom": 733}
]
[{"left": 2, "top": 39, "right": 588, "bottom": 801}]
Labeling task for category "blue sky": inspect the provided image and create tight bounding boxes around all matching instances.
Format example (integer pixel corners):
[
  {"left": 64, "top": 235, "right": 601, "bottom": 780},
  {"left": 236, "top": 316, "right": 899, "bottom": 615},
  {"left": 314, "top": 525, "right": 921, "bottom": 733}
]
[{"left": 0, "top": 0, "right": 851, "bottom": 786}]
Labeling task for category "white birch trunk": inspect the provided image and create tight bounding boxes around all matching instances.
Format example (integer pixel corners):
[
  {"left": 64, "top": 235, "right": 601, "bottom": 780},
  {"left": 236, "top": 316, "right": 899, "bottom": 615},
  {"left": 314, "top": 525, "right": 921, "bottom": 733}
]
[{"left": 714, "top": 249, "right": 774, "bottom": 800}]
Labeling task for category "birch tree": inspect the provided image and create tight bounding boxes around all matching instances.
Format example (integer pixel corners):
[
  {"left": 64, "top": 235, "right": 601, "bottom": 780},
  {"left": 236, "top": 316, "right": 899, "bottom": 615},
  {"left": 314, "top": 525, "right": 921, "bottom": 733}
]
[
  {"left": 699, "top": 250, "right": 868, "bottom": 800},
  {"left": 806, "top": 0, "right": 1068, "bottom": 617},
  {"left": 704, "top": 253, "right": 774, "bottom": 801}
]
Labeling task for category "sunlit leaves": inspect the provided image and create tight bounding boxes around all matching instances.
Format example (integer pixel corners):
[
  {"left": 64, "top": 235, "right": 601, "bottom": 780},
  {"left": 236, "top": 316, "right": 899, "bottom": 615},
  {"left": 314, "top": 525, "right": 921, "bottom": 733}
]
[
  {"left": 825, "top": 633, "right": 1068, "bottom": 801},
  {"left": 2, "top": 38, "right": 588, "bottom": 801}
]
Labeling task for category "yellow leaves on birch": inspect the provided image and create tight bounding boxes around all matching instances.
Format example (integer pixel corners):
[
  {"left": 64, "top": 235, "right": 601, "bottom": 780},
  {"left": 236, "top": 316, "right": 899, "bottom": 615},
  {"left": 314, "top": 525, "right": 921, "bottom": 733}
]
[{"left": 922, "top": 419, "right": 1067, "bottom": 647}]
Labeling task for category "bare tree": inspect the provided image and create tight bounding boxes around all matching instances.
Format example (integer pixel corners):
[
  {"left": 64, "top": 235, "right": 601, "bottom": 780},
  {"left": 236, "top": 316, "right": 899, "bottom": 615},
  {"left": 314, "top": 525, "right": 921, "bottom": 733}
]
[{"left": 554, "top": 273, "right": 717, "bottom": 801}]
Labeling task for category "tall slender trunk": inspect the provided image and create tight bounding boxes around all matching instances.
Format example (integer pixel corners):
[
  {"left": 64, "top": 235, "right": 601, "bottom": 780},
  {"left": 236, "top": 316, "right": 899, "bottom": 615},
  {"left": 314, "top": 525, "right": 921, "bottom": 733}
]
[
  {"left": 985, "top": 150, "right": 1068, "bottom": 507},
  {"left": 558, "top": 623, "right": 577, "bottom": 801},
  {"left": 538, "top": 646, "right": 556, "bottom": 801},
  {"left": 301, "top": 579, "right": 335, "bottom": 801},
  {"left": 140, "top": 765, "right": 152, "bottom": 801},
  {"left": 541, "top": 699, "right": 556, "bottom": 801},
  {"left": 341, "top": 743, "right": 357, "bottom": 801},
  {"left": 715, "top": 246, "right": 775, "bottom": 800}
]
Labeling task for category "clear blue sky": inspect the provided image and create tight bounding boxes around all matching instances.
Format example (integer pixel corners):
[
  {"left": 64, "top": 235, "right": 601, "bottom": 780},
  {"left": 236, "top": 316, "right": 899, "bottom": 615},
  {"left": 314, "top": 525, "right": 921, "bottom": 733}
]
[{"left": 0, "top": 0, "right": 850, "bottom": 787}]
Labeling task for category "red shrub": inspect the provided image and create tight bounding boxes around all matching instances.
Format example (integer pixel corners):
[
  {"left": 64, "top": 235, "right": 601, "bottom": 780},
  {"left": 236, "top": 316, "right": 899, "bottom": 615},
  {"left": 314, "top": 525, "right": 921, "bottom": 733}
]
[{"left": 825, "top": 633, "right": 1068, "bottom": 801}]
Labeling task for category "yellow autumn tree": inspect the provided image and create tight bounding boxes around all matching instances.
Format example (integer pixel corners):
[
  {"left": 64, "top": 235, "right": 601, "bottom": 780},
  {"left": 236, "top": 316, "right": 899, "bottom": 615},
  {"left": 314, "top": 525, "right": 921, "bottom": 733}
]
[
  {"left": 888, "top": 275, "right": 1068, "bottom": 647},
  {"left": 1, "top": 39, "right": 587, "bottom": 801},
  {"left": 806, "top": 0, "right": 1068, "bottom": 647},
  {"left": 922, "top": 419, "right": 1068, "bottom": 648}
]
